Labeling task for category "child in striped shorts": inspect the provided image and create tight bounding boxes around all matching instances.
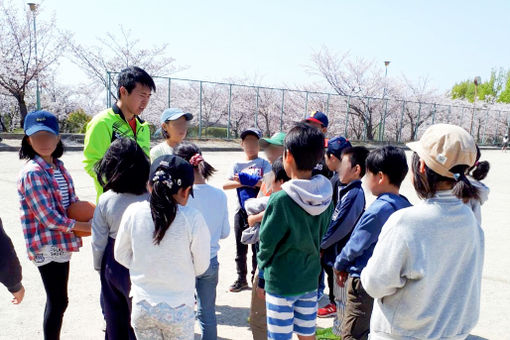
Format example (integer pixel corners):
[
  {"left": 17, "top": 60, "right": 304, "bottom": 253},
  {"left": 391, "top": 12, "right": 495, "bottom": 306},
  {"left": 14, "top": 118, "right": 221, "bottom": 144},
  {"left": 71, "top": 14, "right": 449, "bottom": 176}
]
[
  {"left": 266, "top": 291, "right": 318, "bottom": 338},
  {"left": 257, "top": 124, "right": 334, "bottom": 340}
]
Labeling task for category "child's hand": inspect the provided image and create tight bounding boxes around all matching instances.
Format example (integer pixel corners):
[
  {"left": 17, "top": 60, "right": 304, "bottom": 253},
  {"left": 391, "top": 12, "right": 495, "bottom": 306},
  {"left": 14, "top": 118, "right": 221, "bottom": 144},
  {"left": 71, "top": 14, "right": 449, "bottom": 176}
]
[
  {"left": 256, "top": 287, "right": 266, "bottom": 300},
  {"left": 334, "top": 270, "right": 348, "bottom": 287},
  {"left": 248, "top": 215, "right": 257, "bottom": 227},
  {"left": 233, "top": 174, "right": 240, "bottom": 183},
  {"left": 11, "top": 285, "right": 25, "bottom": 304}
]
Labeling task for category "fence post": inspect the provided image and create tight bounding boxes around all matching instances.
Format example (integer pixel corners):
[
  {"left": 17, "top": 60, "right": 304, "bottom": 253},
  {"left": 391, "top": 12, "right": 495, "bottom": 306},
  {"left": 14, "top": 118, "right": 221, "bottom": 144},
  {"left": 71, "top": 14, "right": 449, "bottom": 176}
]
[
  {"left": 494, "top": 110, "right": 501, "bottom": 143},
  {"left": 326, "top": 93, "right": 331, "bottom": 117},
  {"left": 380, "top": 98, "right": 388, "bottom": 142},
  {"left": 459, "top": 106, "right": 466, "bottom": 128},
  {"left": 106, "top": 71, "right": 111, "bottom": 108},
  {"left": 199, "top": 81, "right": 203, "bottom": 138},
  {"left": 304, "top": 91, "right": 309, "bottom": 119},
  {"left": 255, "top": 87, "right": 259, "bottom": 128},
  {"left": 280, "top": 89, "right": 285, "bottom": 132},
  {"left": 227, "top": 84, "right": 232, "bottom": 139},
  {"left": 167, "top": 78, "right": 171, "bottom": 108},
  {"left": 414, "top": 103, "right": 422, "bottom": 140},
  {"left": 363, "top": 98, "right": 370, "bottom": 141},
  {"left": 344, "top": 96, "right": 350, "bottom": 138},
  {"left": 482, "top": 108, "right": 490, "bottom": 144},
  {"left": 398, "top": 100, "right": 405, "bottom": 143}
]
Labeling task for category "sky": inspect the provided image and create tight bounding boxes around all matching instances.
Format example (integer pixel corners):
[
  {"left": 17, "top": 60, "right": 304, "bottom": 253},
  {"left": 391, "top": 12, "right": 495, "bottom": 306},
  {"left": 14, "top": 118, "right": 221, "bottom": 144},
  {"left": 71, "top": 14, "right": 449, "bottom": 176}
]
[{"left": 15, "top": 0, "right": 510, "bottom": 93}]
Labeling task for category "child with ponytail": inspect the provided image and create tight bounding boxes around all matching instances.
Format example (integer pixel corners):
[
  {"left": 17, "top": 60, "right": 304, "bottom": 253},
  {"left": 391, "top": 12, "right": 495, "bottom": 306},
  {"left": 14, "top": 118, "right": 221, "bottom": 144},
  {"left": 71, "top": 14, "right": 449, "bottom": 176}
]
[
  {"left": 361, "top": 124, "right": 484, "bottom": 340},
  {"left": 114, "top": 154, "right": 210, "bottom": 340},
  {"left": 175, "top": 142, "right": 230, "bottom": 340},
  {"left": 466, "top": 145, "right": 490, "bottom": 224}
]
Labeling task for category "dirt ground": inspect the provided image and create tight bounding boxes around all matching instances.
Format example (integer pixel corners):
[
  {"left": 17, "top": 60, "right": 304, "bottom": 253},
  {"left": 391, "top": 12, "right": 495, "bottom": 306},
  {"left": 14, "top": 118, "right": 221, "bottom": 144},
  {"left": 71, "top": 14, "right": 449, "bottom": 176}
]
[{"left": 0, "top": 149, "right": 508, "bottom": 339}]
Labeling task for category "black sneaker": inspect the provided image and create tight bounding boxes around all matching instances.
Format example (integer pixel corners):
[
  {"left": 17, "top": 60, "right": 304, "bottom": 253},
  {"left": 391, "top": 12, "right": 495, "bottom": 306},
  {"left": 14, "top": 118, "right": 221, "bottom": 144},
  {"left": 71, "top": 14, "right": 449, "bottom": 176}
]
[{"left": 229, "top": 279, "right": 249, "bottom": 292}]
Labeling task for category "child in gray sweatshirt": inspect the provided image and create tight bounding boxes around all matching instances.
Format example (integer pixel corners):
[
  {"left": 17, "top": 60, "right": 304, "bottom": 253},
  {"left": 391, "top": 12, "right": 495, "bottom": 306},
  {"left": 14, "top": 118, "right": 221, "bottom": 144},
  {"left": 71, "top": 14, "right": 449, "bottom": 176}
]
[{"left": 361, "top": 124, "right": 484, "bottom": 340}]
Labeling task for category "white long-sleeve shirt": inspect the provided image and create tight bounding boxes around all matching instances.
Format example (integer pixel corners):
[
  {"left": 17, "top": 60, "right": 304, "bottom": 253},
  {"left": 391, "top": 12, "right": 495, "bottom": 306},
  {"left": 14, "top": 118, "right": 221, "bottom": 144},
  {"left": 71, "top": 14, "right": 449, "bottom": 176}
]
[
  {"left": 361, "top": 190, "right": 484, "bottom": 340},
  {"left": 114, "top": 201, "right": 210, "bottom": 307}
]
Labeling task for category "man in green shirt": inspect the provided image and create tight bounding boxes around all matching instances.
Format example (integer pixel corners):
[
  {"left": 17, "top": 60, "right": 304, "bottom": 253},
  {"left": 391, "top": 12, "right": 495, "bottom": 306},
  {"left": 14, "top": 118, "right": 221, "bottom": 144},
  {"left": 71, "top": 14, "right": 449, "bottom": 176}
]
[
  {"left": 83, "top": 66, "right": 155, "bottom": 200},
  {"left": 257, "top": 123, "right": 333, "bottom": 340}
]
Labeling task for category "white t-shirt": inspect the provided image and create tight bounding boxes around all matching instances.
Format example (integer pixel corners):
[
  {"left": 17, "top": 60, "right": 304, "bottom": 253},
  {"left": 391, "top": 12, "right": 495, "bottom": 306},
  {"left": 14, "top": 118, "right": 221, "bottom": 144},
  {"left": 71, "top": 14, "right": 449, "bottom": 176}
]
[
  {"left": 150, "top": 142, "right": 173, "bottom": 163},
  {"left": 186, "top": 184, "right": 230, "bottom": 259},
  {"left": 114, "top": 201, "right": 210, "bottom": 307}
]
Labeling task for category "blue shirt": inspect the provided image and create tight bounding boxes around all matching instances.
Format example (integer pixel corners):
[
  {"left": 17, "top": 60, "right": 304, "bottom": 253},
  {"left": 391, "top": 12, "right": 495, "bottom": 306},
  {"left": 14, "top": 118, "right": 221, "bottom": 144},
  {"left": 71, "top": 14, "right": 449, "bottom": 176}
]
[
  {"left": 334, "top": 192, "right": 412, "bottom": 277},
  {"left": 228, "top": 158, "right": 271, "bottom": 210}
]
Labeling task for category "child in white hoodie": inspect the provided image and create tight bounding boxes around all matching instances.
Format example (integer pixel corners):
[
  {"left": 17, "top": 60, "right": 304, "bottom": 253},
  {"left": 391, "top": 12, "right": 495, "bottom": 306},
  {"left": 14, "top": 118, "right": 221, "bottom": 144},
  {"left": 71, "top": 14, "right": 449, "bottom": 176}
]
[
  {"left": 115, "top": 155, "right": 210, "bottom": 340},
  {"left": 361, "top": 124, "right": 484, "bottom": 340}
]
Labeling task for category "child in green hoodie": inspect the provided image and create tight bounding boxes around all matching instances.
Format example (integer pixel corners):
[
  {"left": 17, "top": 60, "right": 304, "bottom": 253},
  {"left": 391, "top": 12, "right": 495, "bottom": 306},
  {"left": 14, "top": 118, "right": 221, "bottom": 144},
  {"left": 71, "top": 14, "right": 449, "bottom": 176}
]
[{"left": 257, "top": 123, "right": 333, "bottom": 340}]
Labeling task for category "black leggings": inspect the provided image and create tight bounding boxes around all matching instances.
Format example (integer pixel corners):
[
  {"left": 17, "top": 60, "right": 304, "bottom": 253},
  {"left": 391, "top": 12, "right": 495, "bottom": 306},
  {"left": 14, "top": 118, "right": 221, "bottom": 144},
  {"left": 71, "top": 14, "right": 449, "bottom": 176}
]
[{"left": 38, "top": 261, "right": 70, "bottom": 340}]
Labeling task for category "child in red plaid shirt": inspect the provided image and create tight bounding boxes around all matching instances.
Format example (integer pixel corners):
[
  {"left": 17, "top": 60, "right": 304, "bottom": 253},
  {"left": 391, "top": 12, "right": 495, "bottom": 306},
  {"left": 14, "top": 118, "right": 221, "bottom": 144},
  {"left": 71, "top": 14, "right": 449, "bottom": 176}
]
[{"left": 17, "top": 111, "right": 91, "bottom": 340}]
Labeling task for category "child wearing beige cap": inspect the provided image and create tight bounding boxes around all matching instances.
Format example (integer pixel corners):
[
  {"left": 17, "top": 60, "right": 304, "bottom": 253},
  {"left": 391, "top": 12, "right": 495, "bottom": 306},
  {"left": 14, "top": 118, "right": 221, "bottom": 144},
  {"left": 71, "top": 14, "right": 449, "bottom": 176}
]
[{"left": 360, "top": 124, "right": 484, "bottom": 340}]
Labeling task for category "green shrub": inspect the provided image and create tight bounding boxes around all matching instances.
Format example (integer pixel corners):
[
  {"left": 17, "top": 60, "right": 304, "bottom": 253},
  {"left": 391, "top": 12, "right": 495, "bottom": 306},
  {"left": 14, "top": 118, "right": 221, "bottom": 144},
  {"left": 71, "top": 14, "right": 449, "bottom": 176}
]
[
  {"left": 63, "top": 109, "right": 91, "bottom": 133},
  {"left": 188, "top": 126, "right": 227, "bottom": 138}
]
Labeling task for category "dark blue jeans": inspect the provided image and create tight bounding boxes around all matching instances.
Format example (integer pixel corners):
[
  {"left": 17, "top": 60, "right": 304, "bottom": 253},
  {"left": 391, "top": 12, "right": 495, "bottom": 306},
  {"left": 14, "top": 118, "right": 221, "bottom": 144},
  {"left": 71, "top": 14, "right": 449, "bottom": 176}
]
[
  {"left": 100, "top": 237, "right": 135, "bottom": 340},
  {"left": 196, "top": 256, "right": 219, "bottom": 340}
]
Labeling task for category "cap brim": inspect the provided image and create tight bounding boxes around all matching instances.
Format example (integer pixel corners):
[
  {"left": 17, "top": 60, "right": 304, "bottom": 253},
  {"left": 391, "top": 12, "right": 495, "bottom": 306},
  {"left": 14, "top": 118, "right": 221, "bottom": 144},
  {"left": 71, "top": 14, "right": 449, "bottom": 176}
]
[
  {"left": 306, "top": 117, "right": 325, "bottom": 127},
  {"left": 25, "top": 125, "right": 58, "bottom": 136},
  {"left": 164, "top": 112, "right": 193, "bottom": 122},
  {"left": 260, "top": 138, "right": 282, "bottom": 148}
]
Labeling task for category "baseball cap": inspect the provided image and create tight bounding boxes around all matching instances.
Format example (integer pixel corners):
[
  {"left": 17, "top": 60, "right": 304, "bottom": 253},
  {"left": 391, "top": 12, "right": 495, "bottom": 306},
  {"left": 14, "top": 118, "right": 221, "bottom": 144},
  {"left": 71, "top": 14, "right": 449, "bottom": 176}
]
[
  {"left": 240, "top": 128, "right": 262, "bottom": 140},
  {"left": 327, "top": 136, "right": 352, "bottom": 159},
  {"left": 259, "top": 132, "right": 286, "bottom": 148},
  {"left": 150, "top": 155, "right": 195, "bottom": 197},
  {"left": 305, "top": 111, "right": 329, "bottom": 128},
  {"left": 407, "top": 124, "right": 476, "bottom": 179},
  {"left": 24, "top": 110, "right": 59, "bottom": 136},
  {"left": 160, "top": 108, "right": 193, "bottom": 124}
]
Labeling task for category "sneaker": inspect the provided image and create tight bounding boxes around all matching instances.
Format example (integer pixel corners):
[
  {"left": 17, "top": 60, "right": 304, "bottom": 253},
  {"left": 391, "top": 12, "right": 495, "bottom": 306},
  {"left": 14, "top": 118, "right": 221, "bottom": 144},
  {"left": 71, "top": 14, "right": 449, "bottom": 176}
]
[
  {"left": 229, "top": 279, "right": 248, "bottom": 292},
  {"left": 316, "top": 327, "right": 341, "bottom": 339},
  {"left": 317, "top": 303, "right": 337, "bottom": 318}
]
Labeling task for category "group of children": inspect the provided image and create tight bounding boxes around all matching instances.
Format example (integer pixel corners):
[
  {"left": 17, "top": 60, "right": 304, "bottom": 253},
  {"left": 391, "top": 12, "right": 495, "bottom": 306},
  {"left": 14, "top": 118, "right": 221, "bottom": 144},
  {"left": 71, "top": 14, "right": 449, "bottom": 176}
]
[{"left": 4, "top": 65, "right": 491, "bottom": 340}]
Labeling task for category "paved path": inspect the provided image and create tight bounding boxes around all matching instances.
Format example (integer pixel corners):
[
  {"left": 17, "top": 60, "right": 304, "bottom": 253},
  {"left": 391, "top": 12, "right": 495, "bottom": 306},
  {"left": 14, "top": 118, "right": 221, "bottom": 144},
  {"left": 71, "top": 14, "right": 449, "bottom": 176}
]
[{"left": 0, "top": 150, "right": 508, "bottom": 339}]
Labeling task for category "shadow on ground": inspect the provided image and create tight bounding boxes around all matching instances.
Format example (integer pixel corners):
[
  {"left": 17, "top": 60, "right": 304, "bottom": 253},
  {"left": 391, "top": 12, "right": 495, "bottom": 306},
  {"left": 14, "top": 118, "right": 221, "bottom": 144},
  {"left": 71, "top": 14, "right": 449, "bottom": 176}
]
[
  {"left": 466, "top": 336, "right": 488, "bottom": 340},
  {"left": 216, "top": 304, "right": 251, "bottom": 327},
  {"left": 194, "top": 333, "right": 230, "bottom": 340}
]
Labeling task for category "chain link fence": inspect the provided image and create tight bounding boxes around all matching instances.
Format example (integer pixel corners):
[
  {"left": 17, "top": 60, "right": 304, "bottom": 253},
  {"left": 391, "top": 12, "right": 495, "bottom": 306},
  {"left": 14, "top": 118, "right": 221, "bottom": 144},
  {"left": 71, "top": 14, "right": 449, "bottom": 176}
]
[{"left": 107, "top": 72, "right": 510, "bottom": 144}]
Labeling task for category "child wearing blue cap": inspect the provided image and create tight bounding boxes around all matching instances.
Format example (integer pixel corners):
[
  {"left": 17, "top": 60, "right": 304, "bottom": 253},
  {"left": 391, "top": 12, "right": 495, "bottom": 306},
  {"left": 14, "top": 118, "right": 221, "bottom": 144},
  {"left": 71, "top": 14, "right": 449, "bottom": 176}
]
[
  {"left": 17, "top": 110, "right": 91, "bottom": 339},
  {"left": 150, "top": 108, "right": 193, "bottom": 162},
  {"left": 223, "top": 127, "right": 271, "bottom": 292}
]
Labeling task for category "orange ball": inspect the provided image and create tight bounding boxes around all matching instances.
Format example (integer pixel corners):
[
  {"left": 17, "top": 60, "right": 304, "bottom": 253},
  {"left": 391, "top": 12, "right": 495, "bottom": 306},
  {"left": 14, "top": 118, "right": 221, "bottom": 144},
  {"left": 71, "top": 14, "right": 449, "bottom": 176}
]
[{"left": 67, "top": 201, "right": 95, "bottom": 237}]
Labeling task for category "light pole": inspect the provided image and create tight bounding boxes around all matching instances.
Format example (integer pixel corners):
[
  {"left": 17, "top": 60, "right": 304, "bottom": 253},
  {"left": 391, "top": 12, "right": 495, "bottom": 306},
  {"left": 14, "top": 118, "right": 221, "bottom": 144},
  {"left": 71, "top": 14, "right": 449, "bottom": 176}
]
[
  {"left": 380, "top": 61, "right": 390, "bottom": 141},
  {"left": 27, "top": 3, "right": 40, "bottom": 110},
  {"left": 470, "top": 76, "right": 481, "bottom": 135}
]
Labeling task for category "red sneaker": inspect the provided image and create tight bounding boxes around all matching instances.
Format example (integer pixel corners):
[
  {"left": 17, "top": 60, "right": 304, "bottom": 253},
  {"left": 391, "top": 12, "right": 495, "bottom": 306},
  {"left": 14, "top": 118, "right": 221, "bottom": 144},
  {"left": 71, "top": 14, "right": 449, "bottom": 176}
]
[{"left": 317, "top": 303, "right": 337, "bottom": 318}]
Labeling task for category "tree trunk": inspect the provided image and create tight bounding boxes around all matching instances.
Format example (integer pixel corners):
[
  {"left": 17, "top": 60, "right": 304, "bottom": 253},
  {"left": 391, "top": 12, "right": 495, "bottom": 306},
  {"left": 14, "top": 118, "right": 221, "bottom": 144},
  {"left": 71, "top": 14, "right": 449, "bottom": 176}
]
[{"left": 16, "top": 94, "right": 28, "bottom": 129}]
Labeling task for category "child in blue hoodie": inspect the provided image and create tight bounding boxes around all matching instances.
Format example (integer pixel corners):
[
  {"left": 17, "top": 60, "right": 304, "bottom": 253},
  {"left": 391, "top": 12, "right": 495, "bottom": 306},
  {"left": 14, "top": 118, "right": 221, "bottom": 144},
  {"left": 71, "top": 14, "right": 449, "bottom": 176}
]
[{"left": 334, "top": 146, "right": 411, "bottom": 340}]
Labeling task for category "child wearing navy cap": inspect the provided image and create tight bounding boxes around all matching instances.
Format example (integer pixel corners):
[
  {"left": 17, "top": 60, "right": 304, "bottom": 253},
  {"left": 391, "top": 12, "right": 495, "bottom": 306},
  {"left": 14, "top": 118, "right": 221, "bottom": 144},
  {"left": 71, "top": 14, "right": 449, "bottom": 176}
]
[{"left": 223, "top": 128, "right": 271, "bottom": 292}]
